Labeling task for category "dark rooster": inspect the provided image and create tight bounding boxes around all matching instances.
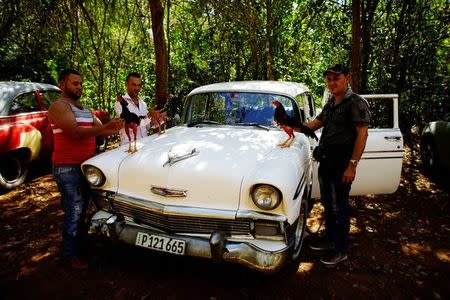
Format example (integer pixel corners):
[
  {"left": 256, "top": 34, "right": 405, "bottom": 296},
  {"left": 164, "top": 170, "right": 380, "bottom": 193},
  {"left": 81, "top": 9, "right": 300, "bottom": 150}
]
[
  {"left": 118, "top": 95, "right": 147, "bottom": 153},
  {"left": 272, "top": 100, "right": 318, "bottom": 148}
]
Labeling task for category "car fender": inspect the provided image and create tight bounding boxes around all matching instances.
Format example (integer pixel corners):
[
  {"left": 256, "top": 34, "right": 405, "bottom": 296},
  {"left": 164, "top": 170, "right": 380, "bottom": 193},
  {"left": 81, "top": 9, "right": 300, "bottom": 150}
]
[
  {"left": 240, "top": 138, "right": 311, "bottom": 224},
  {"left": 0, "top": 123, "right": 42, "bottom": 161}
]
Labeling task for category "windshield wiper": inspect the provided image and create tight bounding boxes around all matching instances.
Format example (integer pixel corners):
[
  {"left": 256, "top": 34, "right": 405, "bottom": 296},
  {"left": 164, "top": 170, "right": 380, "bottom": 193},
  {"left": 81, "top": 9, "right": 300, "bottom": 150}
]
[
  {"left": 235, "top": 122, "right": 270, "bottom": 131},
  {"left": 187, "top": 120, "right": 223, "bottom": 127}
]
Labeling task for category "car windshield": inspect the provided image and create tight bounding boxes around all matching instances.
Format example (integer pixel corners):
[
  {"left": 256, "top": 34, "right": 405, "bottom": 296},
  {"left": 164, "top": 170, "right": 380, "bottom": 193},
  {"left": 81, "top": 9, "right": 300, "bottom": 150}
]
[{"left": 183, "top": 92, "right": 298, "bottom": 127}]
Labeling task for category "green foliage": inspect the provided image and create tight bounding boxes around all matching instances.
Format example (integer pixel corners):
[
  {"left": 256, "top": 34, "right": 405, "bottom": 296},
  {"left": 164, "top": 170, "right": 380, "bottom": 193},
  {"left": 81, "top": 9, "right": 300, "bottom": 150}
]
[{"left": 0, "top": 0, "right": 448, "bottom": 130}]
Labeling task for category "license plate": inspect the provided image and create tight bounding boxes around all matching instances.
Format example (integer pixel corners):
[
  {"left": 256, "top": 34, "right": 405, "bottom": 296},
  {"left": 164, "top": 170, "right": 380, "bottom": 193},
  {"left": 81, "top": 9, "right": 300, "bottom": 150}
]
[{"left": 135, "top": 232, "right": 186, "bottom": 255}]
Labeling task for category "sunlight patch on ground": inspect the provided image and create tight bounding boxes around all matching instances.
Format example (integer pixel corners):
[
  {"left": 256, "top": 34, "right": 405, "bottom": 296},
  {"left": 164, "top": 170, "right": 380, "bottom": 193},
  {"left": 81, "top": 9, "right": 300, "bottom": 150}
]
[
  {"left": 364, "top": 202, "right": 382, "bottom": 210},
  {"left": 401, "top": 243, "right": 431, "bottom": 256},
  {"left": 349, "top": 217, "right": 361, "bottom": 234},
  {"left": 31, "top": 251, "right": 52, "bottom": 262},
  {"left": 383, "top": 210, "right": 401, "bottom": 220},
  {"left": 297, "top": 262, "right": 314, "bottom": 273},
  {"left": 414, "top": 178, "right": 433, "bottom": 192},
  {"left": 435, "top": 250, "right": 450, "bottom": 262},
  {"left": 306, "top": 202, "right": 325, "bottom": 233}
]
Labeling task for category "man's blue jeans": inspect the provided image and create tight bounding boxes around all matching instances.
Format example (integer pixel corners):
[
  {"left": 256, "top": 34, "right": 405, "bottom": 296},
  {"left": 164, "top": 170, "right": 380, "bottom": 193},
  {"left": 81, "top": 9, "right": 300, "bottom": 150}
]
[
  {"left": 318, "top": 163, "right": 351, "bottom": 254},
  {"left": 53, "top": 166, "right": 90, "bottom": 258}
]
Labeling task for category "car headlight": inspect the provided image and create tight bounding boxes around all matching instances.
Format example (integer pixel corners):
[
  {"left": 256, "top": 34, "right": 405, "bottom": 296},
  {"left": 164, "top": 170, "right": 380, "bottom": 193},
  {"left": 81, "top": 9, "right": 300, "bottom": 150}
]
[
  {"left": 82, "top": 165, "right": 106, "bottom": 187},
  {"left": 251, "top": 184, "right": 281, "bottom": 210}
]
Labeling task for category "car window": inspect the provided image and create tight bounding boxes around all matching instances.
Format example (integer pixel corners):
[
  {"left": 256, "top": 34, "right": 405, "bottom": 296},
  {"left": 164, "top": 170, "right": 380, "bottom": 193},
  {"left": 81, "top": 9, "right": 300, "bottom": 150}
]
[
  {"left": 366, "top": 99, "right": 393, "bottom": 129},
  {"left": 9, "top": 92, "right": 39, "bottom": 114},
  {"left": 183, "top": 92, "right": 298, "bottom": 126},
  {"left": 40, "top": 90, "right": 61, "bottom": 108}
]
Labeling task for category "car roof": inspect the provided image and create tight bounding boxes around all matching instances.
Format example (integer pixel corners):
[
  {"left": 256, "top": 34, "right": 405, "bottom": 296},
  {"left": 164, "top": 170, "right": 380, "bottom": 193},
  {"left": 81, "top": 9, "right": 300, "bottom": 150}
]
[
  {"left": 0, "top": 81, "right": 60, "bottom": 115},
  {"left": 187, "top": 81, "right": 309, "bottom": 98},
  {"left": 0, "top": 81, "right": 60, "bottom": 95}
]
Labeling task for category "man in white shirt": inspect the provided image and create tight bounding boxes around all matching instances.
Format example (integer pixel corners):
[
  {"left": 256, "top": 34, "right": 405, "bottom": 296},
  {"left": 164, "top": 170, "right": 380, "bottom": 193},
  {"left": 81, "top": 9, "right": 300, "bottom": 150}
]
[{"left": 114, "top": 72, "right": 158, "bottom": 145}]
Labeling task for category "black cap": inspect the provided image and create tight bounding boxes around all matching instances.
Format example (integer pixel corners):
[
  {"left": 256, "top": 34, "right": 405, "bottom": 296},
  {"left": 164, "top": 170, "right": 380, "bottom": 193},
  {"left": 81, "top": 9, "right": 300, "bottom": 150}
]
[{"left": 323, "top": 63, "right": 349, "bottom": 77}]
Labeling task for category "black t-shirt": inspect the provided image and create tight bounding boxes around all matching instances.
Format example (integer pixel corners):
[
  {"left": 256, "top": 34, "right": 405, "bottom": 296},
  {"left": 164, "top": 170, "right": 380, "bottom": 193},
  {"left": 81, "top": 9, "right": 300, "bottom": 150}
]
[{"left": 317, "top": 89, "right": 370, "bottom": 155}]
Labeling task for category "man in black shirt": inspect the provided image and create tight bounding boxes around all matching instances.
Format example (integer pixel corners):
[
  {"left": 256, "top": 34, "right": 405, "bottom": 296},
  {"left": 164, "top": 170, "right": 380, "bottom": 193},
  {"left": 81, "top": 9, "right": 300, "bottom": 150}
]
[{"left": 303, "top": 63, "right": 371, "bottom": 265}]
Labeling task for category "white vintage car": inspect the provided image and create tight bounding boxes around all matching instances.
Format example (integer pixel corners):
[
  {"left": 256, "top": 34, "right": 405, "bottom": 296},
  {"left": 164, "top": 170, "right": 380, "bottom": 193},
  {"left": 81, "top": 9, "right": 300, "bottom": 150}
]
[{"left": 81, "top": 82, "right": 403, "bottom": 273}]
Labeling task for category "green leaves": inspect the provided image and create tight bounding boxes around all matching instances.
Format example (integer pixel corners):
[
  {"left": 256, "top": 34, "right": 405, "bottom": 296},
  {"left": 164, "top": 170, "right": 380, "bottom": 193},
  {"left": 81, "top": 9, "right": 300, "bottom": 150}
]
[{"left": 0, "top": 0, "right": 447, "bottom": 126}]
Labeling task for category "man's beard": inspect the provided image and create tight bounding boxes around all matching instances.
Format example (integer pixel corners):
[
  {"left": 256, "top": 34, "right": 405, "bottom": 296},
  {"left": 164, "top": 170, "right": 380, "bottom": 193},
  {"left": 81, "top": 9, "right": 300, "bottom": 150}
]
[
  {"left": 128, "top": 91, "right": 138, "bottom": 99},
  {"left": 67, "top": 90, "right": 81, "bottom": 100}
]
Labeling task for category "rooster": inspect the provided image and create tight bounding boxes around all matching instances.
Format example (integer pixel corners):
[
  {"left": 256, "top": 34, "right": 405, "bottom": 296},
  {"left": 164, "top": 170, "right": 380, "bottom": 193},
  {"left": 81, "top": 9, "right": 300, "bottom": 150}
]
[
  {"left": 118, "top": 95, "right": 147, "bottom": 153},
  {"left": 272, "top": 100, "right": 318, "bottom": 148}
]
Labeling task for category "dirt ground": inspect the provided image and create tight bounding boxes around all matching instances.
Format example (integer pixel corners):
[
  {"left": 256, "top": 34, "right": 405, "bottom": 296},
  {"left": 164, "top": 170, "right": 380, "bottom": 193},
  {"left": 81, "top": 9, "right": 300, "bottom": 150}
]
[{"left": 0, "top": 137, "right": 449, "bottom": 299}]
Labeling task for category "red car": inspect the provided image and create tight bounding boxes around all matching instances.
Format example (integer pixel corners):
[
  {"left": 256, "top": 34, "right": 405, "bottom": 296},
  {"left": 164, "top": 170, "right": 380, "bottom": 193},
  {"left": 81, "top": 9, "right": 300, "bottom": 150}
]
[{"left": 0, "top": 82, "right": 110, "bottom": 190}]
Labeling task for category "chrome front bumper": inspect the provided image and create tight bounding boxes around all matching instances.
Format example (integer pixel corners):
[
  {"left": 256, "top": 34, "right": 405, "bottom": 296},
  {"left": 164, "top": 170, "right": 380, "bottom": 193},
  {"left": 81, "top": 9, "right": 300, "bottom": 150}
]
[{"left": 89, "top": 210, "right": 292, "bottom": 273}]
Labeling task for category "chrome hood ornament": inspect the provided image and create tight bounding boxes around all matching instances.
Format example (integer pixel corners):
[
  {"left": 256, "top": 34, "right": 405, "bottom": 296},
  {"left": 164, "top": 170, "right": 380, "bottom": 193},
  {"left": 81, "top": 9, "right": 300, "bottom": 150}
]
[{"left": 163, "top": 146, "right": 199, "bottom": 167}]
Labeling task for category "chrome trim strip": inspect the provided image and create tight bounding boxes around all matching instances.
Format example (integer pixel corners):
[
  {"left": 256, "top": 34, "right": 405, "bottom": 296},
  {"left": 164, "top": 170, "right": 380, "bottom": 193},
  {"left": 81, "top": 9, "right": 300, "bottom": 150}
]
[
  {"left": 293, "top": 173, "right": 306, "bottom": 200},
  {"left": 112, "top": 193, "right": 288, "bottom": 222},
  {"left": 150, "top": 185, "right": 187, "bottom": 197},
  {"left": 114, "top": 194, "right": 165, "bottom": 213},
  {"left": 164, "top": 206, "right": 236, "bottom": 219},
  {"left": 363, "top": 150, "right": 404, "bottom": 154},
  {"left": 363, "top": 156, "right": 404, "bottom": 159},
  {"left": 236, "top": 210, "right": 287, "bottom": 222},
  {"left": 114, "top": 193, "right": 236, "bottom": 219},
  {"left": 361, "top": 150, "right": 404, "bottom": 159}
]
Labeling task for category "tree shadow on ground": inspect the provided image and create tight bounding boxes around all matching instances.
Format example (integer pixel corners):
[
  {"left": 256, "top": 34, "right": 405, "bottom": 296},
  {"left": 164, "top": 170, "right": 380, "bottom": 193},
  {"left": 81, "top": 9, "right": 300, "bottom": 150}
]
[{"left": 0, "top": 138, "right": 449, "bottom": 299}]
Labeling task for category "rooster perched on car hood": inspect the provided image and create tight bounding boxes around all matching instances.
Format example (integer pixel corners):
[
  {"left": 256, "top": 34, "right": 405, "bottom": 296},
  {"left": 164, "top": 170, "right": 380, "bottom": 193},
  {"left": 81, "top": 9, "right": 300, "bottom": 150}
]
[{"left": 272, "top": 100, "right": 318, "bottom": 147}]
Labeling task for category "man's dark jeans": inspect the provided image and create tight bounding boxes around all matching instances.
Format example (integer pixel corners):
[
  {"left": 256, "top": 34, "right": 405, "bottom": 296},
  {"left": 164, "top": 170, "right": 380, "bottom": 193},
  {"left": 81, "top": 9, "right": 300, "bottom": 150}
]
[
  {"left": 53, "top": 165, "right": 90, "bottom": 258},
  {"left": 318, "top": 161, "right": 351, "bottom": 254}
]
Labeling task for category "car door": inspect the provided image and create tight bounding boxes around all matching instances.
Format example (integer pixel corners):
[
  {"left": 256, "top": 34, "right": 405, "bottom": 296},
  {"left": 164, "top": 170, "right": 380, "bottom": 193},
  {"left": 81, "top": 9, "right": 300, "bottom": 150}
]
[{"left": 311, "top": 94, "right": 404, "bottom": 198}]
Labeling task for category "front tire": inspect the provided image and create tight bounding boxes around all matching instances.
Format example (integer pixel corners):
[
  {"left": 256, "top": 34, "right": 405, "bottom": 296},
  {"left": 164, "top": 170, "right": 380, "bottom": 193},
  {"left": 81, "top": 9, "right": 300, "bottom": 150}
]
[
  {"left": 0, "top": 153, "right": 28, "bottom": 190},
  {"left": 278, "top": 201, "right": 308, "bottom": 276},
  {"left": 291, "top": 201, "right": 307, "bottom": 262}
]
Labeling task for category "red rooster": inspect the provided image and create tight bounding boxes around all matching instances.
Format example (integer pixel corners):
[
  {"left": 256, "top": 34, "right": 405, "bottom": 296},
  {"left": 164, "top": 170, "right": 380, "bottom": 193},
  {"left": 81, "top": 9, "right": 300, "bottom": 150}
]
[
  {"left": 118, "top": 96, "right": 146, "bottom": 153},
  {"left": 272, "top": 100, "right": 318, "bottom": 148}
]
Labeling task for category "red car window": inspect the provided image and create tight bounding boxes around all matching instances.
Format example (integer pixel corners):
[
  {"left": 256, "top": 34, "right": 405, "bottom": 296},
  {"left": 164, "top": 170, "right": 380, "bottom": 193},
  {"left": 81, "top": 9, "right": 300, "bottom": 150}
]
[{"left": 9, "top": 92, "right": 39, "bottom": 114}]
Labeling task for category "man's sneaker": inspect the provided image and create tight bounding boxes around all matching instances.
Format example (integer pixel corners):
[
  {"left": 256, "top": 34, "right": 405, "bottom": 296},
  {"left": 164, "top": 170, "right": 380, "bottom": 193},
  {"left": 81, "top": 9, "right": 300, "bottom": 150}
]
[
  {"left": 320, "top": 252, "right": 348, "bottom": 265},
  {"left": 309, "top": 240, "right": 335, "bottom": 251}
]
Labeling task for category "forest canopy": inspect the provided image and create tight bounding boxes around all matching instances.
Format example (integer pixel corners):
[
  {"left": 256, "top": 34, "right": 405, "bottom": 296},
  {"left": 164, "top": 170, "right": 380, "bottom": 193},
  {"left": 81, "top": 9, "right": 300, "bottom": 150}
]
[{"left": 0, "top": 0, "right": 448, "bottom": 132}]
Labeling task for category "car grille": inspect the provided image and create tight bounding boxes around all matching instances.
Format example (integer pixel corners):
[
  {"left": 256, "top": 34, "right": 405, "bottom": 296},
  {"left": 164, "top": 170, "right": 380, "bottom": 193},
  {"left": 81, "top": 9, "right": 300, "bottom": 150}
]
[{"left": 111, "top": 198, "right": 251, "bottom": 235}]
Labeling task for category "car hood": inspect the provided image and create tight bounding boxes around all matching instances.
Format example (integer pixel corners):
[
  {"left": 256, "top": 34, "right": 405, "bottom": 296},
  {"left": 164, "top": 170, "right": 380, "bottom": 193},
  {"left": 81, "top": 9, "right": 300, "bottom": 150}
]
[{"left": 112, "top": 126, "right": 286, "bottom": 211}]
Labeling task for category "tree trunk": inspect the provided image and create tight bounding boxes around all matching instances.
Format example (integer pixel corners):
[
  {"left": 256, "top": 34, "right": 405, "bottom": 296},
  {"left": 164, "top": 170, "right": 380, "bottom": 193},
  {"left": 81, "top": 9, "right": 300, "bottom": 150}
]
[
  {"left": 265, "top": 0, "right": 273, "bottom": 80},
  {"left": 390, "top": 0, "right": 410, "bottom": 92},
  {"left": 149, "top": 0, "right": 168, "bottom": 107},
  {"left": 351, "top": 0, "right": 361, "bottom": 93},
  {"left": 360, "top": 0, "right": 380, "bottom": 93}
]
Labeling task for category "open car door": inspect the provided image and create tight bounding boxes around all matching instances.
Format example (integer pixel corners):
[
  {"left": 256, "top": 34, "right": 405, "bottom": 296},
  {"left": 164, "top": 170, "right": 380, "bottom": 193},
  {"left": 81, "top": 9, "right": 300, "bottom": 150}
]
[{"left": 311, "top": 94, "right": 404, "bottom": 198}]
